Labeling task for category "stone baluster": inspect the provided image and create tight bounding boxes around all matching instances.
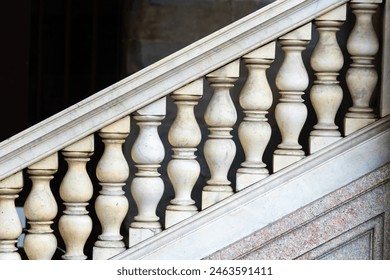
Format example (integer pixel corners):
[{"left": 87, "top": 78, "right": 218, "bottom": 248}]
[
  {"left": 165, "top": 79, "right": 203, "bottom": 228},
  {"left": 273, "top": 23, "right": 311, "bottom": 172},
  {"left": 0, "top": 172, "right": 23, "bottom": 260},
  {"left": 236, "top": 42, "right": 275, "bottom": 191},
  {"left": 309, "top": 5, "right": 346, "bottom": 153},
  {"left": 129, "top": 98, "right": 166, "bottom": 246},
  {"left": 24, "top": 153, "right": 58, "bottom": 260},
  {"left": 59, "top": 135, "right": 94, "bottom": 260},
  {"left": 202, "top": 60, "right": 240, "bottom": 209},
  {"left": 344, "top": 0, "right": 382, "bottom": 135},
  {"left": 93, "top": 116, "right": 130, "bottom": 260}
]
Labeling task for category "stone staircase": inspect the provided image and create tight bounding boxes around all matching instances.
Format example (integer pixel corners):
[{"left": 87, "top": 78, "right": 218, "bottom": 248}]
[{"left": 0, "top": 0, "right": 389, "bottom": 260}]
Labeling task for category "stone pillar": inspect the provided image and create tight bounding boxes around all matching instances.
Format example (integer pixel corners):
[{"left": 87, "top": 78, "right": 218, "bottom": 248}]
[
  {"left": 0, "top": 172, "right": 23, "bottom": 260},
  {"left": 236, "top": 42, "right": 275, "bottom": 190},
  {"left": 129, "top": 98, "right": 166, "bottom": 246},
  {"left": 59, "top": 135, "right": 94, "bottom": 260},
  {"left": 165, "top": 79, "right": 203, "bottom": 228},
  {"left": 344, "top": 0, "right": 382, "bottom": 135},
  {"left": 93, "top": 116, "right": 130, "bottom": 259},
  {"left": 309, "top": 5, "right": 346, "bottom": 153},
  {"left": 202, "top": 59, "right": 240, "bottom": 209},
  {"left": 25, "top": 153, "right": 58, "bottom": 259},
  {"left": 273, "top": 23, "right": 311, "bottom": 172}
]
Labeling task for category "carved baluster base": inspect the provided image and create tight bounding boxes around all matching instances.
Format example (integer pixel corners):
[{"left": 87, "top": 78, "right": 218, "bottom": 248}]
[
  {"left": 165, "top": 149, "right": 199, "bottom": 226},
  {"left": 0, "top": 241, "right": 21, "bottom": 260},
  {"left": 236, "top": 171, "right": 269, "bottom": 192},
  {"left": 59, "top": 203, "right": 92, "bottom": 260},
  {"left": 165, "top": 205, "right": 198, "bottom": 228},
  {"left": 309, "top": 135, "right": 342, "bottom": 154},
  {"left": 273, "top": 153, "right": 305, "bottom": 172},
  {"left": 129, "top": 227, "right": 162, "bottom": 247},
  {"left": 93, "top": 184, "right": 128, "bottom": 259},
  {"left": 93, "top": 243, "right": 126, "bottom": 260},
  {"left": 128, "top": 174, "right": 164, "bottom": 246},
  {"left": 344, "top": 117, "right": 377, "bottom": 136},
  {"left": 201, "top": 188, "right": 233, "bottom": 210},
  {"left": 24, "top": 231, "right": 57, "bottom": 260}
]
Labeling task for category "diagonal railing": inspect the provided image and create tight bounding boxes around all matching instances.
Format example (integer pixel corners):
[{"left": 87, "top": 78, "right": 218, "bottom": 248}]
[{"left": 0, "top": 0, "right": 350, "bottom": 181}]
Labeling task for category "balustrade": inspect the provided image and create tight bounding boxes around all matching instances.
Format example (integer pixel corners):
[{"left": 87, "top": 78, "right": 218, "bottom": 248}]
[
  {"left": 273, "top": 23, "right": 311, "bottom": 171},
  {"left": 0, "top": 0, "right": 387, "bottom": 261},
  {"left": 344, "top": 0, "right": 382, "bottom": 135},
  {"left": 25, "top": 153, "right": 58, "bottom": 259},
  {"left": 129, "top": 98, "right": 166, "bottom": 246},
  {"left": 59, "top": 135, "right": 94, "bottom": 260},
  {"left": 202, "top": 60, "right": 240, "bottom": 209}
]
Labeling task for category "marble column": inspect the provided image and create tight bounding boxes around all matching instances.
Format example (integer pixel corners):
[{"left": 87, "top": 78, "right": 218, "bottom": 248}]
[
  {"left": 165, "top": 79, "right": 203, "bottom": 228},
  {"left": 273, "top": 23, "right": 311, "bottom": 172},
  {"left": 93, "top": 116, "right": 130, "bottom": 259},
  {"left": 344, "top": 0, "right": 382, "bottom": 135},
  {"left": 202, "top": 60, "right": 240, "bottom": 209},
  {"left": 129, "top": 98, "right": 166, "bottom": 246},
  {"left": 25, "top": 153, "right": 58, "bottom": 259},
  {"left": 59, "top": 135, "right": 94, "bottom": 260},
  {"left": 0, "top": 172, "right": 23, "bottom": 260},
  {"left": 236, "top": 42, "right": 275, "bottom": 190},
  {"left": 309, "top": 5, "right": 346, "bottom": 153}
]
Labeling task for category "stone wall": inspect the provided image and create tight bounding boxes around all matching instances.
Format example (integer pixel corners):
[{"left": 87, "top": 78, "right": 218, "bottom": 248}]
[
  {"left": 206, "top": 163, "right": 390, "bottom": 260},
  {"left": 123, "top": 0, "right": 276, "bottom": 73}
]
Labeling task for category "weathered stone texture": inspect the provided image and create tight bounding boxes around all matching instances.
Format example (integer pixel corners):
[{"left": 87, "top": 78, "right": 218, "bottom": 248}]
[{"left": 206, "top": 163, "right": 390, "bottom": 260}]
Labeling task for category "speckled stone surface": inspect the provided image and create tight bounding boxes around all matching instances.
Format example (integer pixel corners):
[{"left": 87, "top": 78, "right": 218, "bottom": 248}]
[{"left": 205, "top": 163, "right": 390, "bottom": 260}]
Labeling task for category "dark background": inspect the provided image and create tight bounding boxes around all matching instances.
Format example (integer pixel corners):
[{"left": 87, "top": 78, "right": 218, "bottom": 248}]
[{"left": 0, "top": 0, "right": 276, "bottom": 142}]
